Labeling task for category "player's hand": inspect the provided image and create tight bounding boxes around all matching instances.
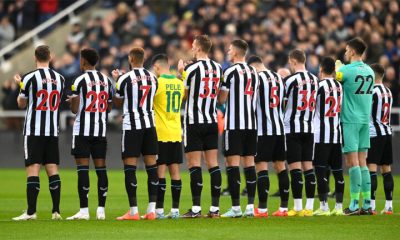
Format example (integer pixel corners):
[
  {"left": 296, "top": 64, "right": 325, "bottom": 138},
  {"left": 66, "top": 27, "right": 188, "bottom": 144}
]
[
  {"left": 335, "top": 60, "right": 343, "bottom": 71},
  {"left": 14, "top": 74, "right": 22, "bottom": 85},
  {"left": 177, "top": 59, "right": 185, "bottom": 73},
  {"left": 65, "top": 95, "right": 74, "bottom": 103},
  {"left": 111, "top": 69, "right": 124, "bottom": 80}
]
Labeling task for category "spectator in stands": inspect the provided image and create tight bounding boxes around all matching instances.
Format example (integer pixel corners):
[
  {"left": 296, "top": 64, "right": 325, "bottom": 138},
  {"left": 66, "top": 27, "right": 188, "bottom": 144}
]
[
  {"left": 1, "top": 79, "right": 21, "bottom": 130},
  {"left": 0, "top": 15, "right": 15, "bottom": 49}
]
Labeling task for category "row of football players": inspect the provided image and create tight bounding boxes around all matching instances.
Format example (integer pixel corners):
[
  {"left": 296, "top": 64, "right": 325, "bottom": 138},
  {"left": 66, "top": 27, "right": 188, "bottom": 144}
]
[{"left": 12, "top": 35, "right": 393, "bottom": 220}]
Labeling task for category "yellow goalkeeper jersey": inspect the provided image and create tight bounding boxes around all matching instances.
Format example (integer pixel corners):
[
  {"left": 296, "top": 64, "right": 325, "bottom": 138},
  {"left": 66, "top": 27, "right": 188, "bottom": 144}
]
[{"left": 154, "top": 74, "right": 184, "bottom": 142}]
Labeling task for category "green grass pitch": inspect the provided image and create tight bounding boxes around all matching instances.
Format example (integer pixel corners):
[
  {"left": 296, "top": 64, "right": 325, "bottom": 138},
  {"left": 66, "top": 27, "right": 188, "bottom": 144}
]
[{"left": 0, "top": 169, "right": 399, "bottom": 239}]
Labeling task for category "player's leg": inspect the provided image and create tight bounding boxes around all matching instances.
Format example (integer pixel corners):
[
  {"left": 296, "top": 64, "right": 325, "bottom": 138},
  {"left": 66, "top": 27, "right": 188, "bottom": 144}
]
[
  {"left": 242, "top": 155, "right": 256, "bottom": 217},
  {"left": 381, "top": 165, "right": 394, "bottom": 214},
  {"left": 13, "top": 136, "right": 42, "bottom": 220},
  {"left": 205, "top": 149, "right": 222, "bottom": 217},
  {"left": 117, "top": 130, "right": 140, "bottom": 220},
  {"left": 286, "top": 134, "right": 304, "bottom": 216},
  {"left": 302, "top": 134, "right": 316, "bottom": 216},
  {"left": 313, "top": 143, "right": 330, "bottom": 216},
  {"left": 44, "top": 136, "right": 62, "bottom": 220},
  {"left": 141, "top": 127, "right": 159, "bottom": 220},
  {"left": 241, "top": 130, "right": 257, "bottom": 217},
  {"left": 182, "top": 151, "right": 203, "bottom": 217},
  {"left": 156, "top": 163, "right": 167, "bottom": 219},
  {"left": 93, "top": 158, "right": 107, "bottom": 220},
  {"left": 255, "top": 161, "right": 269, "bottom": 218},
  {"left": 221, "top": 130, "right": 243, "bottom": 218},
  {"left": 330, "top": 144, "right": 344, "bottom": 215},
  {"left": 142, "top": 162, "right": 158, "bottom": 219},
  {"left": 45, "top": 163, "right": 62, "bottom": 220},
  {"left": 366, "top": 136, "right": 381, "bottom": 213},
  {"left": 254, "top": 135, "right": 271, "bottom": 217},
  {"left": 182, "top": 124, "right": 204, "bottom": 217},
  {"left": 67, "top": 136, "right": 91, "bottom": 220},
  {"left": 155, "top": 141, "right": 168, "bottom": 219},
  {"left": 342, "top": 123, "right": 361, "bottom": 215},
  {"left": 222, "top": 155, "right": 242, "bottom": 218},
  {"left": 92, "top": 137, "right": 108, "bottom": 220},
  {"left": 16, "top": 164, "right": 41, "bottom": 220},
  {"left": 368, "top": 163, "right": 378, "bottom": 213},
  {"left": 204, "top": 123, "right": 222, "bottom": 217},
  {"left": 381, "top": 135, "right": 394, "bottom": 214},
  {"left": 272, "top": 160, "right": 289, "bottom": 216},
  {"left": 358, "top": 124, "right": 372, "bottom": 214},
  {"left": 168, "top": 163, "right": 182, "bottom": 218}
]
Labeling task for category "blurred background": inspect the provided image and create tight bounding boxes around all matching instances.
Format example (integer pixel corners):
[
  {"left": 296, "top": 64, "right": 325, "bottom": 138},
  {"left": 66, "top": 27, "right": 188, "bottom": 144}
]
[{"left": 0, "top": 0, "right": 399, "bottom": 170}]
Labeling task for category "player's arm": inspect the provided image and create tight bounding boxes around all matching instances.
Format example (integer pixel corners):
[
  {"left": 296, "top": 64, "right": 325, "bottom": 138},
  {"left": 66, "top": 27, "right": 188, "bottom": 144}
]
[
  {"left": 15, "top": 74, "right": 27, "bottom": 109},
  {"left": 218, "top": 72, "right": 230, "bottom": 104},
  {"left": 335, "top": 60, "right": 345, "bottom": 83},
  {"left": 112, "top": 70, "right": 125, "bottom": 108},
  {"left": 68, "top": 76, "right": 83, "bottom": 114},
  {"left": 181, "top": 64, "right": 189, "bottom": 101},
  {"left": 107, "top": 78, "right": 114, "bottom": 112}
]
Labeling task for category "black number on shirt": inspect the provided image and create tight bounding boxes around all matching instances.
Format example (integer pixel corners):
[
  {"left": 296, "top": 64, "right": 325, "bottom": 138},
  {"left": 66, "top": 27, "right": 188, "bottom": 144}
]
[{"left": 355, "top": 75, "right": 373, "bottom": 94}]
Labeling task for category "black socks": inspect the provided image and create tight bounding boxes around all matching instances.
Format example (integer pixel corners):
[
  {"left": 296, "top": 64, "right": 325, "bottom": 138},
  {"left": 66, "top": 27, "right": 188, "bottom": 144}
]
[
  {"left": 124, "top": 165, "right": 137, "bottom": 207},
  {"left": 48, "top": 174, "right": 61, "bottom": 213},
  {"left": 27, "top": 176, "right": 40, "bottom": 215}
]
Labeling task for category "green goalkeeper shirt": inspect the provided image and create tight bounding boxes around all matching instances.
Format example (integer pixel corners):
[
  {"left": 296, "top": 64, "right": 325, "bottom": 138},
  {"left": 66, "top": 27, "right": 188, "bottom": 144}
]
[{"left": 336, "top": 61, "right": 375, "bottom": 124}]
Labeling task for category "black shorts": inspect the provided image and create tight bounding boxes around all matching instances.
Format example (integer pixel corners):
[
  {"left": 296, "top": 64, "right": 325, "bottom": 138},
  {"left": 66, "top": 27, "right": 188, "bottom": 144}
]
[
  {"left": 313, "top": 143, "right": 342, "bottom": 170},
  {"left": 367, "top": 135, "right": 393, "bottom": 165},
  {"left": 224, "top": 130, "right": 257, "bottom": 157},
  {"left": 286, "top": 133, "right": 314, "bottom": 164},
  {"left": 157, "top": 141, "right": 183, "bottom": 166},
  {"left": 24, "top": 136, "right": 59, "bottom": 167},
  {"left": 71, "top": 136, "right": 107, "bottom": 159},
  {"left": 184, "top": 123, "right": 218, "bottom": 152},
  {"left": 122, "top": 128, "right": 158, "bottom": 158},
  {"left": 255, "top": 135, "right": 286, "bottom": 162}
]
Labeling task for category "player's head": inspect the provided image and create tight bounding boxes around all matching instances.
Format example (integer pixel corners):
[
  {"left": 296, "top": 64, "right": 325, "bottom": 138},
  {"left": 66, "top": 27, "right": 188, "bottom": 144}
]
[
  {"left": 129, "top": 47, "right": 145, "bottom": 67},
  {"left": 345, "top": 37, "right": 367, "bottom": 61},
  {"left": 151, "top": 54, "right": 170, "bottom": 77},
  {"left": 277, "top": 68, "right": 291, "bottom": 78},
  {"left": 319, "top": 57, "right": 336, "bottom": 78},
  {"left": 80, "top": 48, "right": 99, "bottom": 71},
  {"left": 370, "top": 63, "right": 384, "bottom": 83},
  {"left": 288, "top": 49, "right": 306, "bottom": 71},
  {"left": 192, "top": 35, "right": 212, "bottom": 58},
  {"left": 34, "top": 45, "right": 51, "bottom": 64},
  {"left": 228, "top": 39, "right": 248, "bottom": 62},
  {"left": 247, "top": 55, "right": 264, "bottom": 72}
]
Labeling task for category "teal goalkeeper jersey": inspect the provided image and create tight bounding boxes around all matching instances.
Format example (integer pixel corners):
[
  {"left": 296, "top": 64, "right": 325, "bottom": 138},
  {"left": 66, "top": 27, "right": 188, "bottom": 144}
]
[{"left": 336, "top": 61, "right": 375, "bottom": 124}]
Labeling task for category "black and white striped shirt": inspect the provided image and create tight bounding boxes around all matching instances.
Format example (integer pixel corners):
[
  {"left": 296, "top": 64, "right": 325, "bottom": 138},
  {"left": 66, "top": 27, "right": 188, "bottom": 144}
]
[
  {"left": 115, "top": 68, "right": 158, "bottom": 130},
  {"left": 370, "top": 84, "right": 392, "bottom": 137},
  {"left": 256, "top": 70, "right": 285, "bottom": 136},
  {"left": 182, "top": 59, "right": 222, "bottom": 125},
  {"left": 221, "top": 63, "right": 259, "bottom": 130},
  {"left": 314, "top": 78, "right": 342, "bottom": 144},
  {"left": 284, "top": 71, "right": 318, "bottom": 134},
  {"left": 19, "top": 67, "right": 65, "bottom": 136},
  {"left": 71, "top": 70, "right": 113, "bottom": 137}
]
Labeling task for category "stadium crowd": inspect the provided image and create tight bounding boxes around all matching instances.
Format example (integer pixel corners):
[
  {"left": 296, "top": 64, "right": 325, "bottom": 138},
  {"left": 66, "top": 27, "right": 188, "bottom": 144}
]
[
  {"left": 1, "top": 0, "right": 400, "bottom": 117},
  {"left": 50, "top": 0, "right": 400, "bottom": 106}
]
